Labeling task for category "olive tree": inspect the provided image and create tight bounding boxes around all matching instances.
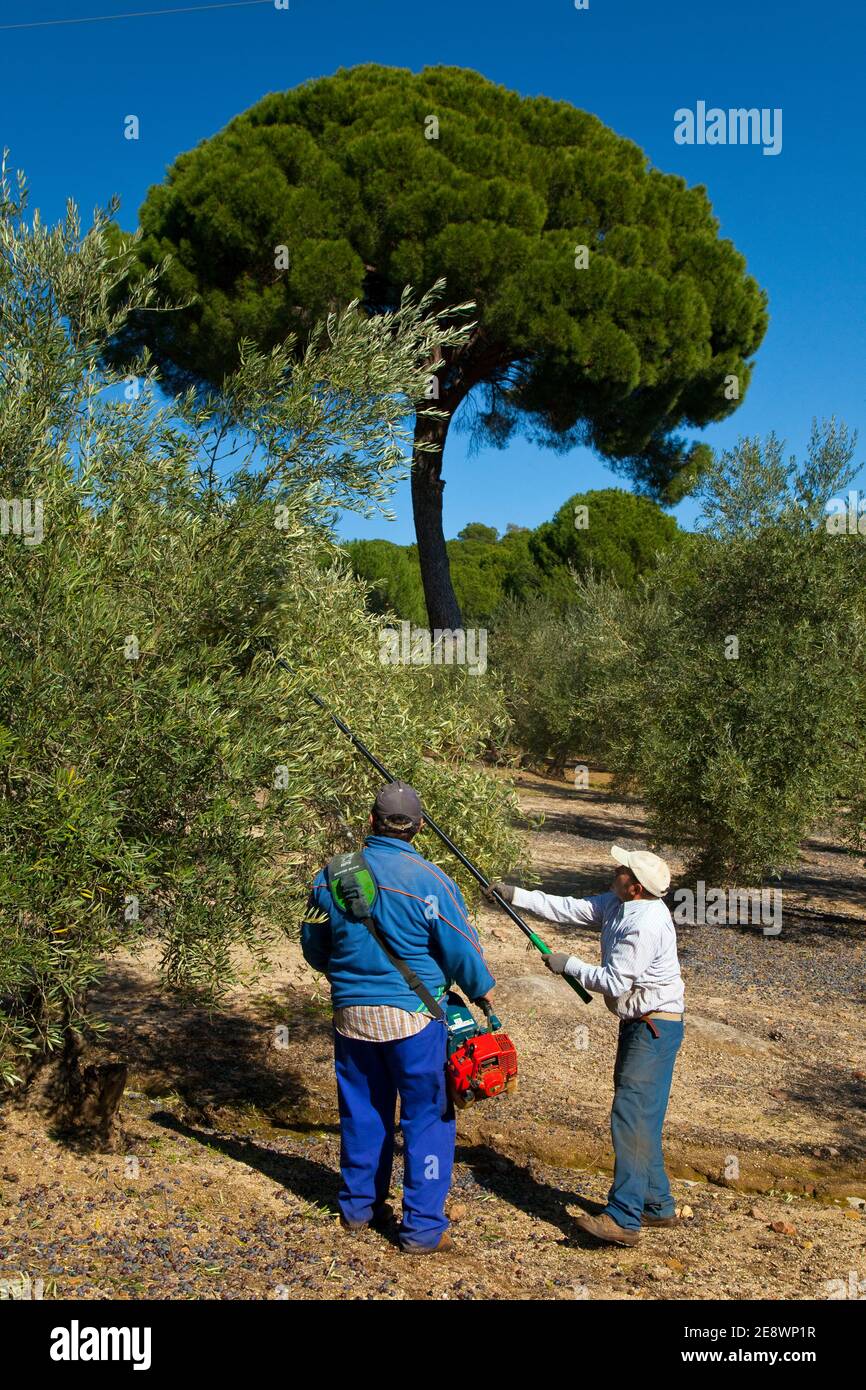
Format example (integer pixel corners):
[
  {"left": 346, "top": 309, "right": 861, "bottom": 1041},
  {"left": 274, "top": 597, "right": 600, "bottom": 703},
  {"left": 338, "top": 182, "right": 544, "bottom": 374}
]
[
  {"left": 0, "top": 162, "right": 521, "bottom": 1142},
  {"left": 617, "top": 422, "right": 866, "bottom": 880}
]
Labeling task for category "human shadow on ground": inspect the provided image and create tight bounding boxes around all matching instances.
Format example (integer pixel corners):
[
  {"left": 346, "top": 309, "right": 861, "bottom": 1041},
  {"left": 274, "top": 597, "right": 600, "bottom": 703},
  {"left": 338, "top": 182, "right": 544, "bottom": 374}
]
[
  {"left": 154, "top": 1111, "right": 417, "bottom": 1249},
  {"left": 154, "top": 1117, "right": 635, "bottom": 1252},
  {"left": 153, "top": 1111, "right": 342, "bottom": 1212},
  {"left": 456, "top": 1141, "right": 610, "bottom": 1249}
]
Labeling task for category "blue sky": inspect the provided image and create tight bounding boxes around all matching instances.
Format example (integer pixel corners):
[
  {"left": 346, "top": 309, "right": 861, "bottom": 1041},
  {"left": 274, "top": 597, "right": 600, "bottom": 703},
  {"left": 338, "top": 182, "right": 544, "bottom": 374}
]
[{"left": 1, "top": 0, "right": 863, "bottom": 540}]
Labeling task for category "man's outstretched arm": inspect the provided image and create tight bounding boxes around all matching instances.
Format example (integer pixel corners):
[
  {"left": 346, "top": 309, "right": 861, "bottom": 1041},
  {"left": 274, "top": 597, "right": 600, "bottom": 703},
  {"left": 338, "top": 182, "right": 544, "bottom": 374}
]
[{"left": 489, "top": 882, "right": 609, "bottom": 928}]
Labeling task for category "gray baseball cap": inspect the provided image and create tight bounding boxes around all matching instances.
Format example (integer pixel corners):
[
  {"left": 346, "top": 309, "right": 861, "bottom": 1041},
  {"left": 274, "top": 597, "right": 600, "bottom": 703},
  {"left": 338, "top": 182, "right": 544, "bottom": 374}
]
[{"left": 373, "top": 781, "right": 423, "bottom": 822}]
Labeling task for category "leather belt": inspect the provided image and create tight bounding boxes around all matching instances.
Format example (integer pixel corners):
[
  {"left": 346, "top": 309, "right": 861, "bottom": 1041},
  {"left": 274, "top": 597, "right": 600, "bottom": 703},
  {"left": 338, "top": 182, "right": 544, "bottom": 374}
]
[{"left": 637, "top": 1010, "right": 683, "bottom": 1038}]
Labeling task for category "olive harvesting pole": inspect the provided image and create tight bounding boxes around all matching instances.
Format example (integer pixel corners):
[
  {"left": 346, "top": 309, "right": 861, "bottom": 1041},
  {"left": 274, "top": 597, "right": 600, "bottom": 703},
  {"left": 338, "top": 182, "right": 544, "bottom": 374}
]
[{"left": 275, "top": 656, "right": 593, "bottom": 1006}]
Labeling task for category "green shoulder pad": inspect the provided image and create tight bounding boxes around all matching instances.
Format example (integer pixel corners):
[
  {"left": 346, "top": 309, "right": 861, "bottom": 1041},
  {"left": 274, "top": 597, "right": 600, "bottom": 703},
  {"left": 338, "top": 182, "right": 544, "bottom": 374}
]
[{"left": 325, "top": 850, "right": 378, "bottom": 921}]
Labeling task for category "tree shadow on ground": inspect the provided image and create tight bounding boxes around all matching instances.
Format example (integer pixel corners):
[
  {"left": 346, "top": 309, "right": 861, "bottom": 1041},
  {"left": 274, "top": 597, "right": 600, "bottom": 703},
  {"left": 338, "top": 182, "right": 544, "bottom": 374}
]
[
  {"left": 771, "top": 1065, "right": 866, "bottom": 1159},
  {"left": 518, "top": 783, "right": 866, "bottom": 928},
  {"left": 515, "top": 782, "right": 600, "bottom": 805},
  {"left": 525, "top": 806, "right": 650, "bottom": 843},
  {"left": 526, "top": 864, "right": 610, "bottom": 901},
  {"left": 91, "top": 963, "right": 327, "bottom": 1120}
]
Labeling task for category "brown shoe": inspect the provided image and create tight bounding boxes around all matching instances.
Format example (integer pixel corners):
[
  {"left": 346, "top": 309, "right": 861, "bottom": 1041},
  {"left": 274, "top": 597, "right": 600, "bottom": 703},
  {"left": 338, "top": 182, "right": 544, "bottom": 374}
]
[
  {"left": 642, "top": 1213, "right": 680, "bottom": 1228},
  {"left": 575, "top": 1212, "right": 640, "bottom": 1247},
  {"left": 400, "top": 1231, "right": 454, "bottom": 1255},
  {"left": 339, "top": 1202, "right": 394, "bottom": 1232}
]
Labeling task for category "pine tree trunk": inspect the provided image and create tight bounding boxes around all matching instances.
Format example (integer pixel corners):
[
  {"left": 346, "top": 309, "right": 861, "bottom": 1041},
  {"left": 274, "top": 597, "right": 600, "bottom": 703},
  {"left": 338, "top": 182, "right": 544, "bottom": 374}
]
[{"left": 411, "top": 412, "right": 463, "bottom": 631}]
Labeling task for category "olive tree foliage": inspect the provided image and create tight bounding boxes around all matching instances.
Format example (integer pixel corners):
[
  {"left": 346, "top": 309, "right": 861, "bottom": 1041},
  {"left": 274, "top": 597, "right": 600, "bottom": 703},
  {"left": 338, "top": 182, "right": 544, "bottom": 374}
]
[
  {"left": 494, "top": 421, "right": 865, "bottom": 881},
  {"left": 488, "top": 581, "right": 638, "bottom": 775},
  {"left": 616, "top": 422, "right": 866, "bottom": 881},
  {"left": 0, "top": 161, "right": 521, "bottom": 1101},
  {"left": 112, "top": 62, "right": 768, "bottom": 629}
]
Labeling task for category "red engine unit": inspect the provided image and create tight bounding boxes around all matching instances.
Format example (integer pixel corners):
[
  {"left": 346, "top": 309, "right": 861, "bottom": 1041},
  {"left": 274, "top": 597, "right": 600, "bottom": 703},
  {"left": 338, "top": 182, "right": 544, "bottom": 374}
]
[{"left": 446, "top": 1030, "right": 518, "bottom": 1107}]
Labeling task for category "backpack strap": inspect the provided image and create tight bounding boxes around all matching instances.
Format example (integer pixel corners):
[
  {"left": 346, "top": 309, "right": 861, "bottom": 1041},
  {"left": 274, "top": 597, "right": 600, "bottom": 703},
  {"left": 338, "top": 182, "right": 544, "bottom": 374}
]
[{"left": 325, "top": 852, "right": 445, "bottom": 1023}]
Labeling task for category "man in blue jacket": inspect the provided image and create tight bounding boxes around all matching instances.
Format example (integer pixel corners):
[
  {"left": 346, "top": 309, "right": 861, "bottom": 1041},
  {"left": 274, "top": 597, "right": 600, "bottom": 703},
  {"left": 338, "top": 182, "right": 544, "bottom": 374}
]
[{"left": 301, "top": 780, "right": 495, "bottom": 1254}]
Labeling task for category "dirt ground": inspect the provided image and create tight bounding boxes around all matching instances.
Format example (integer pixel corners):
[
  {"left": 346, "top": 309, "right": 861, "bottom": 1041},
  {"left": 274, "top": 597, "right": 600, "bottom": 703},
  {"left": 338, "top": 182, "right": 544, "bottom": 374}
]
[{"left": 2, "top": 770, "right": 865, "bottom": 1301}]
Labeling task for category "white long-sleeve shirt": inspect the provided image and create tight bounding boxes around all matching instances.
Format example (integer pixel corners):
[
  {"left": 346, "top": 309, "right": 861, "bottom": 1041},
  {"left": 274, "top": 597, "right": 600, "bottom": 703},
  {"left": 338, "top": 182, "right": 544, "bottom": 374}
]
[{"left": 512, "top": 887, "right": 685, "bottom": 1020}]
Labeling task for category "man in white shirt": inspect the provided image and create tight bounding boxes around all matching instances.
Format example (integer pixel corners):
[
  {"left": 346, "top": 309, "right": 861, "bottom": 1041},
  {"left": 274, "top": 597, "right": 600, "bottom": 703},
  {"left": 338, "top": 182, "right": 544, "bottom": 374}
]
[{"left": 490, "top": 844, "right": 684, "bottom": 1247}]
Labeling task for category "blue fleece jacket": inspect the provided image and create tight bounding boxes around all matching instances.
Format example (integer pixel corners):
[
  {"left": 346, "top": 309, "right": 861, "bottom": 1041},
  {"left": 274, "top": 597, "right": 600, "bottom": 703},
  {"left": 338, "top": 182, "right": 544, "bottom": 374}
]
[{"left": 301, "top": 834, "right": 495, "bottom": 1011}]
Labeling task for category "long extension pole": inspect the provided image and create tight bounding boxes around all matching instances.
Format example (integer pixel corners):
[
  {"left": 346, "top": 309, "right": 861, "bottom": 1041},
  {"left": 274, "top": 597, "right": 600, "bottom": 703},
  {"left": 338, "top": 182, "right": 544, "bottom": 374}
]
[{"left": 275, "top": 657, "right": 592, "bottom": 1006}]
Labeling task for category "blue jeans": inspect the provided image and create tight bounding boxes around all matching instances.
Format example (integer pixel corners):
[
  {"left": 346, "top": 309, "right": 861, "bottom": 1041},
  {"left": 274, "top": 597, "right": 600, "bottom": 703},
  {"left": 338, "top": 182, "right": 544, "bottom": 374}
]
[
  {"left": 333, "top": 1021, "right": 455, "bottom": 1249},
  {"left": 604, "top": 1017, "right": 684, "bottom": 1231}
]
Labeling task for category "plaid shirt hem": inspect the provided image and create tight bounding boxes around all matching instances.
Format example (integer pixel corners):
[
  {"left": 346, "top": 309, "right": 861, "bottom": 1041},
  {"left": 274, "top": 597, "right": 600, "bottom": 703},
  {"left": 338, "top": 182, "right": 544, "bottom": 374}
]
[{"left": 333, "top": 1004, "right": 434, "bottom": 1042}]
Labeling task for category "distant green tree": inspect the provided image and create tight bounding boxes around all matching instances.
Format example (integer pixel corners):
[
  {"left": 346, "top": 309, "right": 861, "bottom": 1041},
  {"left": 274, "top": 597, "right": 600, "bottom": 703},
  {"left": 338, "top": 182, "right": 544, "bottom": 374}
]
[
  {"left": 529, "top": 487, "right": 682, "bottom": 593},
  {"left": 457, "top": 522, "right": 499, "bottom": 542},
  {"left": 344, "top": 529, "right": 531, "bottom": 626},
  {"left": 446, "top": 538, "right": 512, "bottom": 625},
  {"left": 490, "top": 583, "right": 633, "bottom": 773},
  {"left": 449, "top": 526, "right": 551, "bottom": 624},
  {"left": 112, "top": 63, "right": 768, "bottom": 630},
  {"left": 499, "top": 526, "right": 542, "bottom": 604},
  {"left": 343, "top": 539, "right": 427, "bottom": 626},
  {"left": 494, "top": 425, "right": 866, "bottom": 881},
  {"left": 345, "top": 488, "right": 681, "bottom": 623}
]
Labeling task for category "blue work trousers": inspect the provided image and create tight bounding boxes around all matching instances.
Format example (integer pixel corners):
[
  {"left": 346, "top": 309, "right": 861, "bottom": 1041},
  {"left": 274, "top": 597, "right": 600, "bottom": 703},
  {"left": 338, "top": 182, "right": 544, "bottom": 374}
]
[{"left": 333, "top": 1020, "right": 455, "bottom": 1249}]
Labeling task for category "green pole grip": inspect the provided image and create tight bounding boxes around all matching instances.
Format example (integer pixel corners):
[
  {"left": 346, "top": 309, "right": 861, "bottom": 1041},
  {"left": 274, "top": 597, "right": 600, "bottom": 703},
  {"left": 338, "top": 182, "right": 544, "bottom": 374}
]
[{"left": 528, "top": 931, "right": 593, "bottom": 1005}]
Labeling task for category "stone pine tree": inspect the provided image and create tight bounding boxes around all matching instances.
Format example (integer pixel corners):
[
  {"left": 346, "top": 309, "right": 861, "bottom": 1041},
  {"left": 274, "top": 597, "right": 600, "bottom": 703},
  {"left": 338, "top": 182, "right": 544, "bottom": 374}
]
[{"left": 113, "top": 63, "right": 768, "bottom": 630}]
